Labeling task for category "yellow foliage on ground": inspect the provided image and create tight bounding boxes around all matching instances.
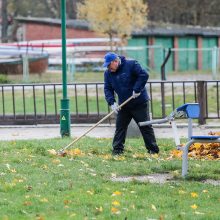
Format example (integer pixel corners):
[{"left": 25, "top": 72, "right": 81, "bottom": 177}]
[{"left": 170, "top": 132, "right": 220, "bottom": 160}]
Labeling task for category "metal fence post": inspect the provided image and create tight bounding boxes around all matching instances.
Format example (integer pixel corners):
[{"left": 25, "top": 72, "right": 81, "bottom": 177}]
[
  {"left": 22, "top": 55, "right": 29, "bottom": 82},
  {"left": 60, "top": 0, "right": 71, "bottom": 137},
  {"left": 160, "top": 48, "right": 171, "bottom": 117},
  {"left": 197, "top": 80, "right": 207, "bottom": 125},
  {"left": 161, "top": 82, "right": 166, "bottom": 118}
]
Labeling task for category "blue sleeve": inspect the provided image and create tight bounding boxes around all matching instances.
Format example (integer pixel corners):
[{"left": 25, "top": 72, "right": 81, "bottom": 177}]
[
  {"left": 132, "top": 60, "right": 149, "bottom": 93},
  {"left": 104, "top": 72, "right": 115, "bottom": 106}
]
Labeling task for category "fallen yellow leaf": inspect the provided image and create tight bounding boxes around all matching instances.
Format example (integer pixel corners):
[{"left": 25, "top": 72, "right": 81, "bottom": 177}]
[
  {"left": 67, "top": 148, "right": 83, "bottom": 156},
  {"left": 191, "top": 192, "right": 198, "bottom": 198},
  {"left": 41, "top": 165, "right": 48, "bottom": 170},
  {"left": 100, "top": 154, "right": 112, "bottom": 159},
  {"left": 64, "top": 200, "right": 71, "bottom": 205},
  {"left": 111, "top": 173, "right": 117, "bottom": 178},
  {"left": 179, "top": 190, "right": 186, "bottom": 194},
  {"left": 208, "top": 131, "right": 220, "bottom": 136},
  {"left": 132, "top": 153, "right": 146, "bottom": 159},
  {"left": 36, "top": 215, "right": 45, "bottom": 220},
  {"left": 47, "top": 149, "right": 57, "bottom": 155},
  {"left": 111, "top": 207, "right": 120, "bottom": 214},
  {"left": 112, "top": 191, "right": 122, "bottom": 196},
  {"left": 86, "top": 190, "right": 94, "bottom": 195},
  {"left": 191, "top": 204, "right": 198, "bottom": 209},
  {"left": 113, "top": 156, "right": 125, "bottom": 161},
  {"left": 52, "top": 159, "right": 61, "bottom": 164},
  {"left": 95, "top": 206, "right": 103, "bottom": 212},
  {"left": 69, "top": 213, "right": 76, "bottom": 217},
  {"left": 151, "top": 204, "right": 157, "bottom": 211},
  {"left": 151, "top": 154, "right": 159, "bottom": 159},
  {"left": 10, "top": 169, "right": 17, "bottom": 173},
  {"left": 173, "top": 170, "right": 180, "bottom": 175},
  {"left": 23, "top": 201, "right": 32, "bottom": 206},
  {"left": 40, "top": 198, "right": 48, "bottom": 203},
  {"left": 131, "top": 204, "right": 135, "bottom": 209},
  {"left": 13, "top": 178, "right": 24, "bottom": 183},
  {"left": 170, "top": 149, "right": 183, "bottom": 158},
  {"left": 112, "top": 200, "right": 120, "bottom": 206}
]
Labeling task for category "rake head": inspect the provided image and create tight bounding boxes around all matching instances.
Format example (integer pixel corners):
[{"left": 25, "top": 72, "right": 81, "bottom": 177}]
[
  {"left": 47, "top": 149, "right": 67, "bottom": 157},
  {"left": 56, "top": 149, "right": 67, "bottom": 157}
]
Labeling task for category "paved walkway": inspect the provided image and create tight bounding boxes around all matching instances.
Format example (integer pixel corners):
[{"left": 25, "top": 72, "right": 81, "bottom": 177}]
[{"left": 0, "top": 123, "right": 219, "bottom": 141}]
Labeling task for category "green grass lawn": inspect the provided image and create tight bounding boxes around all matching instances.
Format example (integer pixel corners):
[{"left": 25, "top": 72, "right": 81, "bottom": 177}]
[
  {"left": 0, "top": 137, "right": 219, "bottom": 219},
  {"left": 5, "top": 71, "right": 105, "bottom": 84},
  {"left": 4, "top": 69, "right": 218, "bottom": 84}
]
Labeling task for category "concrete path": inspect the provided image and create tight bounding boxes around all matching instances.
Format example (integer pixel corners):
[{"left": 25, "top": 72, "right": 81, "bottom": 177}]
[{"left": 0, "top": 123, "right": 219, "bottom": 141}]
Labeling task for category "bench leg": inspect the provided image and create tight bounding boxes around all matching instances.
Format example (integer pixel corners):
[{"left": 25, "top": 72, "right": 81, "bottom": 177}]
[{"left": 182, "top": 140, "right": 195, "bottom": 177}]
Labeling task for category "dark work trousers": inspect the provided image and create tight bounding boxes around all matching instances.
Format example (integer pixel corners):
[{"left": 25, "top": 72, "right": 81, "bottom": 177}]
[{"left": 112, "top": 101, "right": 159, "bottom": 154}]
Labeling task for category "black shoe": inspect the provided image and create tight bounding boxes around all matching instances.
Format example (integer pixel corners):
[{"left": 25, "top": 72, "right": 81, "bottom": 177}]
[
  {"left": 112, "top": 150, "right": 124, "bottom": 156},
  {"left": 148, "top": 150, "right": 159, "bottom": 155}
]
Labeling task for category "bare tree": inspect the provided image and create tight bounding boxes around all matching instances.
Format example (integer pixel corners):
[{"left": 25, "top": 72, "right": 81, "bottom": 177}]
[
  {"left": 4, "top": 0, "right": 80, "bottom": 19},
  {"left": 1, "top": 0, "right": 9, "bottom": 42},
  {"left": 43, "top": 0, "right": 60, "bottom": 18},
  {"left": 147, "top": 0, "right": 220, "bottom": 27},
  {"left": 43, "top": 0, "right": 81, "bottom": 19}
]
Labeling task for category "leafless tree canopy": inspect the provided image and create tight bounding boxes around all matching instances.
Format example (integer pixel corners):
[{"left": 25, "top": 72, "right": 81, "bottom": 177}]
[
  {"left": 1, "top": 0, "right": 220, "bottom": 26},
  {"left": 147, "top": 0, "right": 220, "bottom": 26},
  {"left": 1, "top": 0, "right": 220, "bottom": 42},
  {"left": 1, "top": 0, "right": 8, "bottom": 42}
]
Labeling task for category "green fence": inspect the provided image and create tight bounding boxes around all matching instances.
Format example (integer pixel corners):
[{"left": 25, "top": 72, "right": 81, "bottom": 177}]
[
  {"left": 0, "top": 81, "right": 219, "bottom": 125},
  {"left": 125, "top": 36, "right": 220, "bottom": 74},
  {"left": 178, "top": 37, "right": 198, "bottom": 71}
]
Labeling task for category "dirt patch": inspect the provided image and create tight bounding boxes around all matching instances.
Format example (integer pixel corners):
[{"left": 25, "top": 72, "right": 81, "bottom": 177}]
[
  {"left": 111, "top": 173, "right": 220, "bottom": 186},
  {"left": 111, "top": 173, "right": 173, "bottom": 184},
  {"left": 202, "top": 179, "right": 220, "bottom": 186}
]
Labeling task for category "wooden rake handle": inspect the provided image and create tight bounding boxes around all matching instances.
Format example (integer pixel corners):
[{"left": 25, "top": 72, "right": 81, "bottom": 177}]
[{"left": 60, "top": 95, "right": 134, "bottom": 152}]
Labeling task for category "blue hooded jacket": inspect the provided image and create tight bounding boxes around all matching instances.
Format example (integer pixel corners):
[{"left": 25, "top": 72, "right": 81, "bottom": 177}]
[{"left": 104, "top": 56, "right": 149, "bottom": 108}]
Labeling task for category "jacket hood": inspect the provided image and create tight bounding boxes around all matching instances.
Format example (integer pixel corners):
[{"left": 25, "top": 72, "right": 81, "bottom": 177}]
[{"left": 119, "top": 56, "right": 126, "bottom": 65}]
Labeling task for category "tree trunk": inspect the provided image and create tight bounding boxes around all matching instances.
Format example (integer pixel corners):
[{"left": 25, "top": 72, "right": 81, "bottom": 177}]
[
  {"left": 44, "top": 0, "right": 59, "bottom": 18},
  {"left": 109, "top": 33, "right": 113, "bottom": 51},
  {"left": 1, "top": 0, "right": 8, "bottom": 43},
  {"left": 67, "top": 0, "right": 75, "bottom": 19}
]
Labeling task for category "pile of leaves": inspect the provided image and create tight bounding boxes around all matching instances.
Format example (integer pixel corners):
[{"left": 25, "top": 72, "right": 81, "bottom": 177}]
[
  {"left": 48, "top": 148, "right": 84, "bottom": 157},
  {"left": 170, "top": 132, "right": 220, "bottom": 160}
]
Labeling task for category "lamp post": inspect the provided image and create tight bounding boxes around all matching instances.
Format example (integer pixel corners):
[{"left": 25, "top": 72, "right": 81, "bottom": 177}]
[{"left": 60, "top": 0, "right": 71, "bottom": 137}]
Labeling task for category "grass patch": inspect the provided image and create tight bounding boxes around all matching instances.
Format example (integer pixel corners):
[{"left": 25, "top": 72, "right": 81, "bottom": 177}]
[
  {"left": 0, "top": 138, "right": 219, "bottom": 219},
  {"left": 0, "top": 92, "right": 109, "bottom": 115},
  {"left": 6, "top": 69, "right": 217, "bottom": 84},
  {"left": 6, "top": 71, "right": 105, "bottom": 84}
]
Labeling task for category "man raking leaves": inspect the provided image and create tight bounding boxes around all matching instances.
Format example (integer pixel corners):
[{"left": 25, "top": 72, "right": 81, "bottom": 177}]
[
  {"left": 103, "top": 52, "right": 159, "bottom": 155},
  {"left": 49, "top": 52, "right": 159, "bottom": 157}
]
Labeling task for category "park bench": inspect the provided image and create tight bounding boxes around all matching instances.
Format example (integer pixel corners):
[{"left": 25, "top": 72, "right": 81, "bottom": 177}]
[{"left": 139, "top": 103, "right": 220, "bottom": 177}]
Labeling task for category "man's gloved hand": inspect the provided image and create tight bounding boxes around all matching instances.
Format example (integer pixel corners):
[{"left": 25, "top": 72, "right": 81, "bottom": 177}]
[
  {"left": 111, "top": 102, "right": 120, "bottom": 114},
  {"left": 132, "top": 91, "right": 141, "bottom": 98}
]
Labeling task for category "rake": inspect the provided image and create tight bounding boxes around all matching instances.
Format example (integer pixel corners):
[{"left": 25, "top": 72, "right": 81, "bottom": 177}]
[{"left": 57, "top": 95, "right": 134, "bottom": 156}]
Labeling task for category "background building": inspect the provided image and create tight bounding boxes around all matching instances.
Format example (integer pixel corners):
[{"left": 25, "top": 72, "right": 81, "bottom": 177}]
[{"left": 15, "top": 17, "right": 220, "bottom": 73}]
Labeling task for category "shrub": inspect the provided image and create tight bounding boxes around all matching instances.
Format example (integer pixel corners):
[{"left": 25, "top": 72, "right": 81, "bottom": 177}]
[{"left": 0, "top": 74, "right": 10, "bottom": 83}]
